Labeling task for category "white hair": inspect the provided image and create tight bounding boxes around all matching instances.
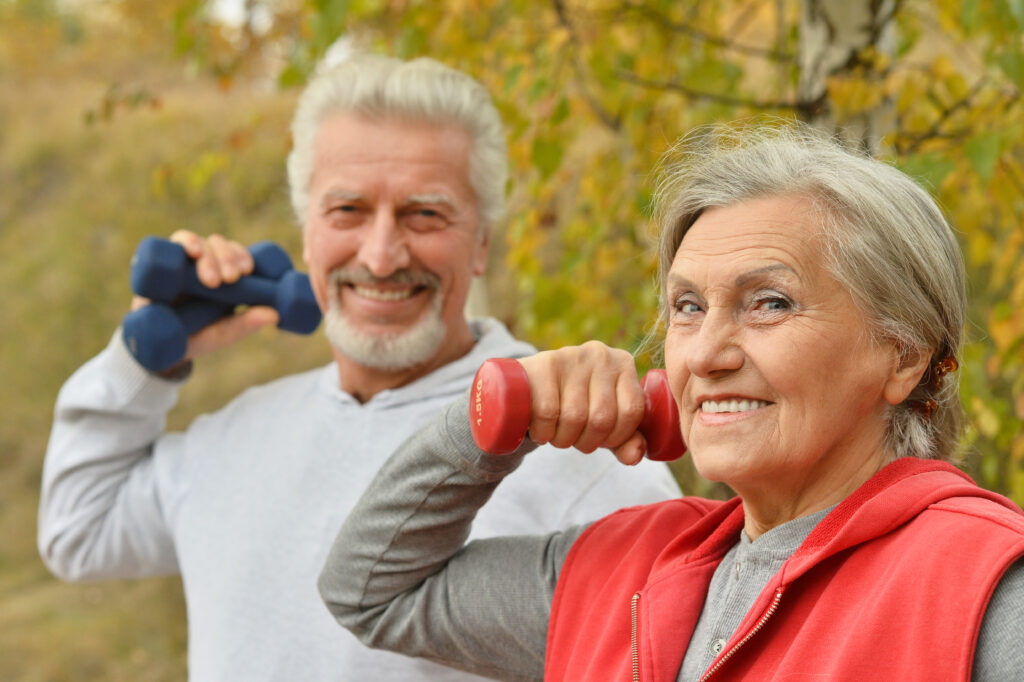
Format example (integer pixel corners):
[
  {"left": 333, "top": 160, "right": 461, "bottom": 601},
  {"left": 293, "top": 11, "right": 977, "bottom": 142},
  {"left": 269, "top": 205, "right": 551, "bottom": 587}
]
[
  {"left": 286, "top": 54, "right": 508, "bottom": 235},
  {"left": 655, "top": 121, "right": 967, "bottom": 462}
]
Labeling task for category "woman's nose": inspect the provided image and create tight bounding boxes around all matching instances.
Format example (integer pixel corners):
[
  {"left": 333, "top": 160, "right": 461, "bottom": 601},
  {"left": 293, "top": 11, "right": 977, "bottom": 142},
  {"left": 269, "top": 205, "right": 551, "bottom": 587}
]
[{"left": 686, "top": 308, "right": 744, "bottom": 378}]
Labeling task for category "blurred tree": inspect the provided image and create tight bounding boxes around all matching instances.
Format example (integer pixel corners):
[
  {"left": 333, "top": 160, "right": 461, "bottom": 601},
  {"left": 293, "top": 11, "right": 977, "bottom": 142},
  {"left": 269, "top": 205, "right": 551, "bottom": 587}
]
[
  {"left": 3, "top": 1, "right": 1021, "bottom": 678},
  {"left": 182, "top": 0, "right": 1020, "bottom": 499},
  {"left": 6, "top": 0, "right": 1022, "bottom": 513}
]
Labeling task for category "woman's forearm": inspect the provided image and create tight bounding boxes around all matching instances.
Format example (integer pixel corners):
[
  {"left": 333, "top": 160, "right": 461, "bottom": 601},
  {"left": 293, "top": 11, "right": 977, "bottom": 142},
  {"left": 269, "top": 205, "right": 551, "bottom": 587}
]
[{"left": 318, "top": 392, "right": 580, "bottom": 680}]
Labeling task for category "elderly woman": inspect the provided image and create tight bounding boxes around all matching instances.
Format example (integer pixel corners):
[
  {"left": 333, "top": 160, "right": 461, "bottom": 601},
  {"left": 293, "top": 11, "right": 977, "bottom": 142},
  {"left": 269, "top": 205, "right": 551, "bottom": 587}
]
[{"left": 318, "top": 124, "right": 1024, "bottom": 681}]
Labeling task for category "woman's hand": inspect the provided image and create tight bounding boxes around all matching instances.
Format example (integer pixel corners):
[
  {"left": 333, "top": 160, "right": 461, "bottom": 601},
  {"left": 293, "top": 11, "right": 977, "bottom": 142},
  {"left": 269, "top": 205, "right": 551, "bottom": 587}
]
[{"left": 518, "top": 341, "right": 649, "bottom": 465}]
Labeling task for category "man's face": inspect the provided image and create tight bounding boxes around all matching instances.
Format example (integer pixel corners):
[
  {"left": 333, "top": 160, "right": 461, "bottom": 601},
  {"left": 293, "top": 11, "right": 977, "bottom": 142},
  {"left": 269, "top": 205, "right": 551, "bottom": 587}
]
[{"left": 302, "top": 113, "right": 488, "bottom": 372}]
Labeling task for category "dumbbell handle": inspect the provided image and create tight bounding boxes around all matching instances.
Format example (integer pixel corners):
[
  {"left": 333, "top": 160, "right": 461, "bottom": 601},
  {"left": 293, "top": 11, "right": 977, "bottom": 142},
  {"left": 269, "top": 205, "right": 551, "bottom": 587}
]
[
  {"left": 133, "top": 252, "right": 282, "bottom": 308},
  {"left": 130, "top": 237, "right": 320, "bottom": 334},
  {"left": 469, "top": 358, "right": 685, "bottom": 461}
]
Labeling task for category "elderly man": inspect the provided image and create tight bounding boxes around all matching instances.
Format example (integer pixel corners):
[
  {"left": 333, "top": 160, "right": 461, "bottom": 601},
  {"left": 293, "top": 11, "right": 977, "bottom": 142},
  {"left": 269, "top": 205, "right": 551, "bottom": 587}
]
[{"left": 38, "top": 55, "right": 680, "bottom": 681}]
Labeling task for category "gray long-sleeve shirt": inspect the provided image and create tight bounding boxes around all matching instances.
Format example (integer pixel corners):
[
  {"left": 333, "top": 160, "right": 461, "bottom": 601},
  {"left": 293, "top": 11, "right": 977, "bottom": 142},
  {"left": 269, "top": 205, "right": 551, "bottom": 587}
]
[
  {"left": 39, "top": 318, "right": 682, "bottom": 682},
  {"left": 320, "top": 393, "right": 1024, "bottom": 681}
]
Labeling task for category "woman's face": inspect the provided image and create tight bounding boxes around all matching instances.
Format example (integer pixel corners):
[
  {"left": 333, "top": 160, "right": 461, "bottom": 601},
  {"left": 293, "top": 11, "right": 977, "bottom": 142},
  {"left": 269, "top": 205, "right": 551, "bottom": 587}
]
[{"left": 664, "top": 194, "right": 914, "bottom": 508}]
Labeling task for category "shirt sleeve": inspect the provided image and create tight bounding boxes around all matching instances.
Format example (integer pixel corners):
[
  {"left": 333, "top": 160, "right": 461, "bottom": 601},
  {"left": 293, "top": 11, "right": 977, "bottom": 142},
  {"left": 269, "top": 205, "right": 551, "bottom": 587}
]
[
  {"left": 318, "top": 392, "right": 583, "bottom": 681},
  {"left": 972, "top": 557, "right": 1024, "bottom": 680},
  {"left": 38, "top": 331, "right": 187, "bottom": 581}
]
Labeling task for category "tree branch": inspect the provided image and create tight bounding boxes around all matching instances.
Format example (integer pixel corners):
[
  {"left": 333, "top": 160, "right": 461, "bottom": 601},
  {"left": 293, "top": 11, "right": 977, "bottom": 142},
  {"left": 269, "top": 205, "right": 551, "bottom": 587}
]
[
  {"left": 869, "top": 0, "right": 907, "bottom": 44},
  {"left": 616, "top": 69, "right": 801, "bottom": 111},
  {"left": 998, "top": 157, "right": 1024, "bottom": 197},
  {"left": 619, "top": 0, "right": 794, "bottom": 63},
  {"left": 897, "top": 78, "right": 987, "bottom": 155},
  {"left": 551, "top": 0, "right": 623, "bottom": 132}
]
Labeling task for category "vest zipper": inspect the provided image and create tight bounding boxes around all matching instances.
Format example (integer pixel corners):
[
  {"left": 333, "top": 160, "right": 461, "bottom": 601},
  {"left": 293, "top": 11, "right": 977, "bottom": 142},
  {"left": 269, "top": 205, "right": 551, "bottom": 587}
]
[
  {"left": 631, "top": 592, "right": 641, "bottom": 682},
  {"left": 698, "top": 587, "right": 784, "bottom": 682}
]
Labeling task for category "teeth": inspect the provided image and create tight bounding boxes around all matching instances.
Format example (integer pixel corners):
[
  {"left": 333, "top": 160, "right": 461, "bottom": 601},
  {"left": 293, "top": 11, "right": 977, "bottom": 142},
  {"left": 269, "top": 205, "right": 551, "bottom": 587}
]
[
  {"left": 701, "top": 399, "right": 769, "bottom": 414},
  {"left": 353, "top": 286, "right": 415, "bottom": 301}
]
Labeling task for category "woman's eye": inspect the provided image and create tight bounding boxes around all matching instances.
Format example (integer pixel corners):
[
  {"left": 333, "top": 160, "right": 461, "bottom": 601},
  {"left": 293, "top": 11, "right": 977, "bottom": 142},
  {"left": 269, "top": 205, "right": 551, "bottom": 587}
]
[
  {"left": 673, "top": 297, "right": 703, "bottom": 315},
  {"left": 753, "top": 295, "right": 791, "bottom": 312}
]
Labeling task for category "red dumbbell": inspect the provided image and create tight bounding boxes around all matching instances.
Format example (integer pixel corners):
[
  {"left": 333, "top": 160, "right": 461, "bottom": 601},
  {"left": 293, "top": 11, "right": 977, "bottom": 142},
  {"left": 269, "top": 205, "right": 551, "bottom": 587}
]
[{"left": 469, "top": 358, "right": 686, "bottom": 461}]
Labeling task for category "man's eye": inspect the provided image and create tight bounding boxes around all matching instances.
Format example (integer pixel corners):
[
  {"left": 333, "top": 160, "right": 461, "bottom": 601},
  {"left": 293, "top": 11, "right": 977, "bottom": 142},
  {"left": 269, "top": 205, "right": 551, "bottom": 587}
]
[{"left": 404, "top": 208, "right": 448, "bottom": 231}]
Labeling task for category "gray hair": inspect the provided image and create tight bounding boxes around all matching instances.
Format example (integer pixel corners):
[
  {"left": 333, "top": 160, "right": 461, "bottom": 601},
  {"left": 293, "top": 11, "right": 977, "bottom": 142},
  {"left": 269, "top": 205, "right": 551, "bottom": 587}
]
[
  {"left": 654, "top": 122, "right": 967, "bottom": 463},
  {"left": 287, "top": 54, "right": 508, "bottom": 234}
]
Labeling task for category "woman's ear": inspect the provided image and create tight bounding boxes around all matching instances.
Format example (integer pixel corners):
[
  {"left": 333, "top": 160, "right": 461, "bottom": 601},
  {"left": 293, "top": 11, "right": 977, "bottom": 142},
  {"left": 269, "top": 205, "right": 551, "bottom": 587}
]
[{"left": 883, "top": 346, "right": 932, "bottom": 406}]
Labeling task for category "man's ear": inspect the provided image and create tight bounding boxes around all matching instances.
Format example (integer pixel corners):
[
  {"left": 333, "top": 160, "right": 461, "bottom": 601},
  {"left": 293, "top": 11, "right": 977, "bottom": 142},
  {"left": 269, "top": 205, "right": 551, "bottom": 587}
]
[
  {"left": 302, "top": 226, "right": 311, "bottom": 268},
  {"left": 472, "top": 226, "right": 491, "bottom": 277},
  {"left": 883, "top": 345, "right": 932, "bottom": 406}
]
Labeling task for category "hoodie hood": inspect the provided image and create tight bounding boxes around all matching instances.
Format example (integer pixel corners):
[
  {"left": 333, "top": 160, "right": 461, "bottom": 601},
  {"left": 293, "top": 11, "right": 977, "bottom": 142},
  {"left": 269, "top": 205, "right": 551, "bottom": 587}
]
[{"left": 783, "top": 457, "right": 1023, "bottom": 583}]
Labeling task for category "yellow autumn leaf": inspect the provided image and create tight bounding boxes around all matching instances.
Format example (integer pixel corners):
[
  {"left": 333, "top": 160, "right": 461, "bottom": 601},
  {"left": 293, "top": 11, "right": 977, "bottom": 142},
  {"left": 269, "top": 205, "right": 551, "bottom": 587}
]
[{"left": 971, "top": 396, "right": 1002, "bottom": 439}]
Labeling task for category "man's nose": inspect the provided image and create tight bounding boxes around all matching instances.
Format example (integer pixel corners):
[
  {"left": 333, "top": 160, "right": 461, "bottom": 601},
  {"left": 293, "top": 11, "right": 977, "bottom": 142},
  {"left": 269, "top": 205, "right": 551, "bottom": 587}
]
[{"left": 357, "top": 211, "right": 410, "bottom": 277}]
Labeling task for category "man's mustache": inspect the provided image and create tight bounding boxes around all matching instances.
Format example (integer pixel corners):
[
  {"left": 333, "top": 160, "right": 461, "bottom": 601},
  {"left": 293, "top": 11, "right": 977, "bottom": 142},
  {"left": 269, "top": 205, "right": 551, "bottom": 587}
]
[{"left": 327, "top": 267, "right": 440, "bottom": 290}]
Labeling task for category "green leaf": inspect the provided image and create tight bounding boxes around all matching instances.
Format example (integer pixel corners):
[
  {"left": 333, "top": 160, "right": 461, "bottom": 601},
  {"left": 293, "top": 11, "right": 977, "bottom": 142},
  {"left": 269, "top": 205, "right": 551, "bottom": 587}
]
[
  {"left": 965, "top": 132, "right": 1001, "bottom": 183},
  {"left": 1005, "top": 0, "right": 1024, "bottom": 27},
  {"left": 996, "top": 48, "right": 1024, "bottom": 89},
  {"left": 278, "top": 62, "right": 307, "bottom": 89},
  {"left": 895, "top": 153, "right": 956, "bottom": 190},
  {"left": 634, "top": 189, "right": 654, "bottom": 219},
  {"left": 684, "top": 58, "right": 744, "bottom": 92},
  {"left": 960, "top": 0, "right": 979, "bottom": 32},
  {"left": 310, "top": 0, "right": 350, "bottom": 55},
  {"left": 551, "top": 97, "right": 570, "bottom": 125},
  {"left": 531, "top": 137, "right": 563, "bottom": 179},
  {"left": 396, "top": 23, "right": 427, "bottom": 58},
  {"left": 504, "top": 64, "right": 523, "bottom": 90}
]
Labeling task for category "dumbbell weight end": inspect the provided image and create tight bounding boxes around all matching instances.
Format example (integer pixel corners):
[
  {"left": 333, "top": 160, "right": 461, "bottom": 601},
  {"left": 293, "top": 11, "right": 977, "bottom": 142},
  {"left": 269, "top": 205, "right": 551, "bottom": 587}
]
[
  {"left": 471, "top": 358, "right": 532, "bottom": 455},
  {"left": 122, "top": 299, "right": 234, "bottom": 372},
  {"left": 638, "top": 370, "right": 687, "bottom": 462}
]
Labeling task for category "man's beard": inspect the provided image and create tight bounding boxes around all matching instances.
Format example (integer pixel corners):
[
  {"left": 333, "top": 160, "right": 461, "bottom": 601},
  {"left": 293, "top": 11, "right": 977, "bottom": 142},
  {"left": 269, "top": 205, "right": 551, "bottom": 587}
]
[{"left": 323, "top": 266, "right": 447, "bottom": 371}]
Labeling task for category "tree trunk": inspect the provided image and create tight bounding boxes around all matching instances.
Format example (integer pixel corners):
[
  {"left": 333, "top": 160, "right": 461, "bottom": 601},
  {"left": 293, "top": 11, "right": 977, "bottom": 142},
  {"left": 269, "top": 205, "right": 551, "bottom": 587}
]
[{"left": 798, "top": 0, "right": 897, "bottom": 154}]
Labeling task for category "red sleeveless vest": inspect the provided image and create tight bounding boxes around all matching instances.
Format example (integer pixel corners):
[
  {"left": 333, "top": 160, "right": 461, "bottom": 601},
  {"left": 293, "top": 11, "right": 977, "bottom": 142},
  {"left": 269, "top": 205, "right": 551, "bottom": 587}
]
[{"left": 545, "top": 458, "right": 1024, "bottom": 681}]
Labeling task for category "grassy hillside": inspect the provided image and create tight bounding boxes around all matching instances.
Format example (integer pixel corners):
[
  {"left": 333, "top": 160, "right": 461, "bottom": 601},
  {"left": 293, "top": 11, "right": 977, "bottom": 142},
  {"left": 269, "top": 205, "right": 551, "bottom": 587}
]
[{"left": 0, "top": 14, "right": 332, "bottom": 680}]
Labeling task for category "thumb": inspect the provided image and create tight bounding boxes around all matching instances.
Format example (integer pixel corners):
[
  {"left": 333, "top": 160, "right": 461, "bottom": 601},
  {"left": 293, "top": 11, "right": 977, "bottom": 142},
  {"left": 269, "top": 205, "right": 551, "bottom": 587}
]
[
  {"left": 185, "top": 306, "right": 281, "bottom": 360},
  {"left": 610, "top": 432, "right": 647, "bottom": 466}
]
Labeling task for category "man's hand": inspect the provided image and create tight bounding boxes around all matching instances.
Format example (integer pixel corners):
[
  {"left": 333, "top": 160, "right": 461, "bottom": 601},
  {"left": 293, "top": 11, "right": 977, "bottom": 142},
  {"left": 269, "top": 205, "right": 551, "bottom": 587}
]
[{"left": 130, "top": 231, "right": 280, "bottom": 371}]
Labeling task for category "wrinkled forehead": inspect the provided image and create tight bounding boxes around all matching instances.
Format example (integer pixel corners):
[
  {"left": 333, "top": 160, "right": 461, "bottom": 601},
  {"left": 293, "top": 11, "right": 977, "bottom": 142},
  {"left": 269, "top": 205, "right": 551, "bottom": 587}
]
[{"left": 671, "top": 195, "right": 828, "bottom": 277}]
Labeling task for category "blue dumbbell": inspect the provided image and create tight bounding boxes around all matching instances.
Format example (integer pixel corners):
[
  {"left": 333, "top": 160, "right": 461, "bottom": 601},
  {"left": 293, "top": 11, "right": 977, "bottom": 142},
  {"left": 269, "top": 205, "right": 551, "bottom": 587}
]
[
  {"left": 129, "top": 236, "right": 321, "bottom": 335},
  {"left": 123, "top": 239, "right": 320, "bottom": 371},
  {"left": 122, "top": 241, "right": 292, "bottom": 372}
]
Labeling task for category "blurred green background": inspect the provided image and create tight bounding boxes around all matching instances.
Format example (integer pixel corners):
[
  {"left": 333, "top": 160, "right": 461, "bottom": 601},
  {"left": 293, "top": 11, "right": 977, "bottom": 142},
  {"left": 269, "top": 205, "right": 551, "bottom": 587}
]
[{"left": 2, "top": 0, "right": 1022, "bottom": 679}]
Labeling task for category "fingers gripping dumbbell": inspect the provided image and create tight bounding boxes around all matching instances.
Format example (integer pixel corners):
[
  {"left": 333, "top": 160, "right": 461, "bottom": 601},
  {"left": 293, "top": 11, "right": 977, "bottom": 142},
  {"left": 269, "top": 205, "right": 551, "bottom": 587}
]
[
  {"left": 122, "top": 239, "right": 319, "bottom": 371},
  {"left": 469, "top": 358, "right": 686, "bottom": 461},
  {"left": 130, "top": 236, "right": 321, "bottom": 334},
  {"left": 122, "top": 241, "right": 291, "bottom": 372}
]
